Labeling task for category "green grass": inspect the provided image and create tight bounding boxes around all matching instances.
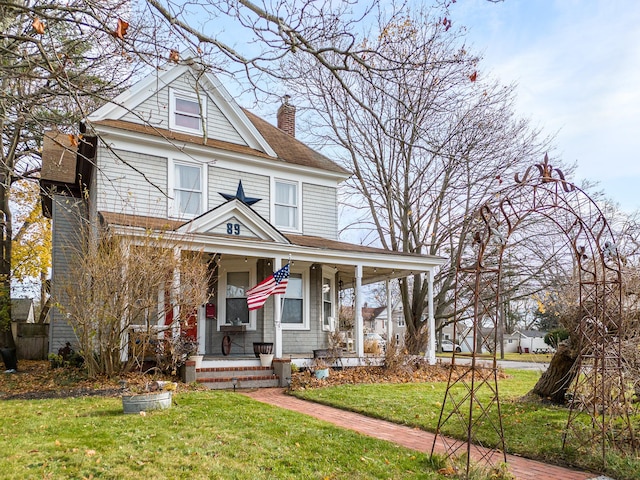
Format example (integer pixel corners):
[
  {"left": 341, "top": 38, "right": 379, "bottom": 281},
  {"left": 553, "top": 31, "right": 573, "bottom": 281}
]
[
  {"left": 292, "top": 369, "right": 640, "bottom": 480},
  {"left": 0, "top": 391, "right": 450, "bottom": 480}
]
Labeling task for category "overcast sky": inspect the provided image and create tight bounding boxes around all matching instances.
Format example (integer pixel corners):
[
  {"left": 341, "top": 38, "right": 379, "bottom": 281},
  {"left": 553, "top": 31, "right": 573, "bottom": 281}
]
[{"left": 449, "top": 0, "right": 640, "bottom": 212}]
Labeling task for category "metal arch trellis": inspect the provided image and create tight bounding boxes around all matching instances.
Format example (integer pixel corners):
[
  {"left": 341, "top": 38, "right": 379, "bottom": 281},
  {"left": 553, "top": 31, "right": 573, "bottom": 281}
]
[{"left": 431, "top": 154, "right": 636, "bottom": 477}]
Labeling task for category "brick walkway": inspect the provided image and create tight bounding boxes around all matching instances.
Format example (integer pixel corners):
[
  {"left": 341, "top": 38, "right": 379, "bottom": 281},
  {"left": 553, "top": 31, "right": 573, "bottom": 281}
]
[{"left": 242, "top": 388, "right": 598, "bottom": 480}]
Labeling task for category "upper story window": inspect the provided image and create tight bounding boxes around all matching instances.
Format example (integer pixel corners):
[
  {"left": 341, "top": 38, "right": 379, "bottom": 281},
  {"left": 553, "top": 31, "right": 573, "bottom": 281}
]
[
  {"left": 274, "top": 179, "right": 299, "bottom": 230},
  {"left": 170, "top": 160, "right": 206, "bottom": 218},
  {"left": 169, "top": 88, "right": 206, "bottom": 134}
]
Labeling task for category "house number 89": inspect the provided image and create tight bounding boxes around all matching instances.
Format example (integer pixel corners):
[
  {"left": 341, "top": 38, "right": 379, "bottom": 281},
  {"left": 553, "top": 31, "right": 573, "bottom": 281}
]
[{"left": 226, "top": 223, "right": 240, "bottom": 235}]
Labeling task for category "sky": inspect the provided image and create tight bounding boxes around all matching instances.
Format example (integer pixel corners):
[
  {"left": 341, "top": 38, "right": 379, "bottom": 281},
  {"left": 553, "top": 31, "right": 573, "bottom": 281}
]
[{"left": 449, "top": 0, "right": 640, "bottom": 213}]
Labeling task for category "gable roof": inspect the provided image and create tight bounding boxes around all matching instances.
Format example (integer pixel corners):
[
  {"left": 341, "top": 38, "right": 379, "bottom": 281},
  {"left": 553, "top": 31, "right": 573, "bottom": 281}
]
[
  {"left": 242, "top": 109, "right": 348, "bottom": 175},
  {"left": 11, "top": 298, "right": 34, "bottom": 322},
  {"left": 88, "top": 60, "right": 276, "bottom": 156},
  {"left": 515, "top": 329, "right": 547, "bottom": 338},
  {"left": 87, "top": 60, "right": 348, "bottom": 177},
  {"left": 176, "top": 198, "right": 290, "bottom": 243}
]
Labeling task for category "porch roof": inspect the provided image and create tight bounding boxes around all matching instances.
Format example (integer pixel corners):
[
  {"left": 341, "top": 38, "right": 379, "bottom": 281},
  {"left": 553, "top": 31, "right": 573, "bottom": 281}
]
[{"left": 101, "top": 211, "right": 446, "bottom": 285}]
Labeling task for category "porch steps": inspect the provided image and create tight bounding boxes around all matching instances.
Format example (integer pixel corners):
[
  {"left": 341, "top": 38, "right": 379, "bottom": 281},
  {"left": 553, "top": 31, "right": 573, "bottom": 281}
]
[{"left": 196, "top": 365, "right": 279, "bottom": 390}]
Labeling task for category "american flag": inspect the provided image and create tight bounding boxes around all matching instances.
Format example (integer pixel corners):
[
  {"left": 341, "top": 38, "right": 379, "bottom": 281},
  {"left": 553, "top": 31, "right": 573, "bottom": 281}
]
[{"left": 246, "top": 263, "right": 290, "bottom": 311}]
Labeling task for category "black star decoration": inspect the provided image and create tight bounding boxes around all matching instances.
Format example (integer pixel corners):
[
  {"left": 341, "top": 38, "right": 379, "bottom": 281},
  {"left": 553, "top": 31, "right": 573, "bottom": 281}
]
[{"left": 219, "top": 180, "right": 261, "bottom": 206}]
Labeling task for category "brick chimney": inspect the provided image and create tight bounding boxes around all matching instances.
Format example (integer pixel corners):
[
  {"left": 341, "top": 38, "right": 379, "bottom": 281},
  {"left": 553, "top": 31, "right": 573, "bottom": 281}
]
[{"left": 277, "top": 94, "right": 296, "bottom": 137}]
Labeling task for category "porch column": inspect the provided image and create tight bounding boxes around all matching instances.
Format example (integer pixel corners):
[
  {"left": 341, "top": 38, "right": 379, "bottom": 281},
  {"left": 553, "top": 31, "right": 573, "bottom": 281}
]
[
  {"left": 355, "top": 264, "right": 364, "bottom": 357},
  {"left": 426, "top": 269, "right": 436, "bottom": 365},
  {"left": 273, "top": 256, "right": 283, "bottom": 358},
  {"left": 120, "top": 241, "right": 131, "bottom": 362},
  {"left": 386, "top": 279, "right": 393, "bottom": 345}
]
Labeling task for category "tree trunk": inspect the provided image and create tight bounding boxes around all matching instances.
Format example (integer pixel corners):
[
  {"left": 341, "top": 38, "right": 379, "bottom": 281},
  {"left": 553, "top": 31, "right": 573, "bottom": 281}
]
[
  {"left": 528, "top": 342, "right": 578, "bottom": 404},
  {"left": 0, "top": 175, "right": 14, "bottom": 351}
]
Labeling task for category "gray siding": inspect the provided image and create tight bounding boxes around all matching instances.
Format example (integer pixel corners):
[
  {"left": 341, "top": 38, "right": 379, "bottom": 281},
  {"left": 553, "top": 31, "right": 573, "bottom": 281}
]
[
  {"left": 96, "top": 147, "right": 168, "bottom": 218},
  {"left": 281, "top": 264, "right": 326, "bottom": 353},
  {"left": 121, "top": 72, "right": 247, "bottom": 146},
  {"left": 302, "top": 183, "right": 338, "bottom": 240},
  {"left": 49, "top": 195, "right": 86, "bottom": 353},
  {"left": 209, "top": 167, "right": 270, "bottom": 220}
]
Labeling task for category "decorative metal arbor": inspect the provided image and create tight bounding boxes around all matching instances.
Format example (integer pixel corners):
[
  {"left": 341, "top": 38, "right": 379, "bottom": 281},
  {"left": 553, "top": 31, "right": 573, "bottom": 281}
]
[{"left": 431, "top": 155, "right": 636, "bottom": 476}]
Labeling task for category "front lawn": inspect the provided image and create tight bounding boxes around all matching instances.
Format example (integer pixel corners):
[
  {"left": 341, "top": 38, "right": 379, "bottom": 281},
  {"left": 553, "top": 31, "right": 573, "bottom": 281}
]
[
  {"left": 0, "top": 390, "right": 449, "bottom": 480},
  {"left": 292, "top": 369, "right": 640, "bottom": 480}
]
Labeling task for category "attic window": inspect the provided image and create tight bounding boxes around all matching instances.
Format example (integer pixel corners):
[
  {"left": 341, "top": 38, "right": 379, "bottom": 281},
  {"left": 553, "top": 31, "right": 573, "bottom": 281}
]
[{"left": 169, "top": 88, "right": 205, "bottom": 134}]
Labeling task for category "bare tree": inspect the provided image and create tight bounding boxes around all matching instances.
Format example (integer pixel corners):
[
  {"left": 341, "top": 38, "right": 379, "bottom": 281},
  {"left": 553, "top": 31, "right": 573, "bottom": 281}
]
[
  {"left": 3, "top": 1, "right": 510, "bottom": 363},
  {"left": 59, "top": 230, "right": 210, "bottom": 377},
  {"left": 283, "top": 8, "right": 554, "bottom": 352},
  {"left": 0, "top": 0, "right": 435, "bottom": 358}
]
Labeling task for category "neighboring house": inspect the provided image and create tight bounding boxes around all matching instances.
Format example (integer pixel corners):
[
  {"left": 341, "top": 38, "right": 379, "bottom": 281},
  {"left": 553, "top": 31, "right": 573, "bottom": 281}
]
[
  {"left": 362, "top": 303, "right": 387, "bottom": 335},
  {"left": 373, "top": 301, "right": 406, "bottom": 346},
  {"left": 514, "top": 329, "right": 550, "bottom": 353},
  {"left": 452, "top": 326, "right": 522, "bottom": 354},
  {"left": 11, "top": 298, "right": 35, "bottom": 323},
  {"left": 40, "top": 55, "right": 445, "bottom": 362},
  {"left": 10, "top": 298, "right": 48, "bottom": 360}
]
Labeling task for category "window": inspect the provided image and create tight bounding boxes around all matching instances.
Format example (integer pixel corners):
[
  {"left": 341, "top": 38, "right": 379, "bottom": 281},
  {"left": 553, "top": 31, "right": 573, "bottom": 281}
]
[
  {"left": 282, "top": 272, "right": 302, "bottom": 325},
  {"left": 322, "top": 275, "right": 334, "bottom": 331},
  {"left": 225, "top": 272, "right": 249, "bottom": 325},
  {"left": 274, "top": 180, "right": 298, "bottom": 229},
  {"left": 171, "top": 161, "right": 204, "bottom": 218},
  {"left": 169, "top": 88, "right": 206, "bottom": 134},
  {"left": 281, "top": 267, "right": 309, "bottom": 330}
]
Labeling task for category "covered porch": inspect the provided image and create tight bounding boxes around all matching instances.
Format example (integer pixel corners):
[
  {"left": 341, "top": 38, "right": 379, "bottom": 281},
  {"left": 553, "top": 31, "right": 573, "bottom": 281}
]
[{"left": 106, "top": 203, "right": 445, "bottom": 378}]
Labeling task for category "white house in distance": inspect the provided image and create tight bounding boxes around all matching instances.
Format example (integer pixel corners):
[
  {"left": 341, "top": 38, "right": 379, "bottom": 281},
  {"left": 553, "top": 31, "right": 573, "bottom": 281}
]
[{"left": 40, "top": 55, "right": 445, "bottom": 386}]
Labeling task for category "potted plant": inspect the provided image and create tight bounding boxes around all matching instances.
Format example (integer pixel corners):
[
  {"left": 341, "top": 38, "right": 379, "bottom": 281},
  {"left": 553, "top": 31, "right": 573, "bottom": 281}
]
[{"left": 259, "top": 352, "right": 274, "bottom": 367}]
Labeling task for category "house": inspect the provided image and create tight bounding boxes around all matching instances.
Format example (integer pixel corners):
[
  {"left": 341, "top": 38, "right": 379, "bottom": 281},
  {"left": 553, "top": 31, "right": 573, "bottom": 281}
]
[
  {"left": 371, "top": 301, "right": 407, "bottom": 346},
  {"left": 10, "top": 298, "right": 48, "bottom": 360},
  {"left": 452, "top": 325, "right": 544, "bottom": 354},
  {"left": 514, "top": 329, "right": 550, "bottom": 353},
  {"left": 11, "top": 298, "right": 35, "bottom": 323},
  {"left": 40, "top": 55, "right": 445, "bottom": 381}
]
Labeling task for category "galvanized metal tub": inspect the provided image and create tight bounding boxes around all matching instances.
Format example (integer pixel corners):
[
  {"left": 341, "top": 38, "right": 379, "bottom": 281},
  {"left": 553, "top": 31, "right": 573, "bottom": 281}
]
[{"left": 122, "top": 391, "right": 172, "bottom": 414}]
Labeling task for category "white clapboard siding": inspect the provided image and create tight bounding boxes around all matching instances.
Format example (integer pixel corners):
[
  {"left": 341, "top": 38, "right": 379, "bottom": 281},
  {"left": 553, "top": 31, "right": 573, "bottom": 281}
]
[
  {"left": 120, "top": 72, "right": 248, "bottom": 146},
  {"left": 302, "top": 183, "right": 338, "bottom": 240},
  {"left": 96, "top": 147, "right": 168, "bottom": 218},
  {"left": 209, "top": 167, "right": 271, "bottom": 220}
]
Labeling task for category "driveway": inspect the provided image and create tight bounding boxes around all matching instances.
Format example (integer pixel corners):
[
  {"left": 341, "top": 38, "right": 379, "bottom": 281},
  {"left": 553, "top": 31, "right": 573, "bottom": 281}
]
[{"left": 438, "top": 356, "right": 550, "bottom": 372}]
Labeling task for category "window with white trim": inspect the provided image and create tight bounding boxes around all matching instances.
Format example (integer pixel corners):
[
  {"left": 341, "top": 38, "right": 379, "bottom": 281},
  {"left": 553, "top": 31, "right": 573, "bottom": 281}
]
[
  {"left": 274, "top": 179, "right": 299, "bottom": 230},
  {"left": 171, "top": 160, "right": 205, "bottom": 218},
  {"left": 322, "top": 273, "right": 334, "bottom": 331},
  {"left": 217, "top": 261, "right": 256, "bottom": 330},
  {"left": 225, "top": 271, "right": 250, "bottom": 326},
  {"left": 281, "top": 268, "right": 309, "bottom": 330},
  {"left": 169, "top": 88, "right": 206, "bottom": 134}
]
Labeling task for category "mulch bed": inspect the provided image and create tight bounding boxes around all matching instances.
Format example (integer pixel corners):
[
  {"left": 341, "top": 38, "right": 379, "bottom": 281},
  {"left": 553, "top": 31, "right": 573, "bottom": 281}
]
[
  {"left": 0, "top": 360, "right": 183, "bottom": 400},
  {"left": 0, "top": 359, "right": 508, "bottom": 399}
]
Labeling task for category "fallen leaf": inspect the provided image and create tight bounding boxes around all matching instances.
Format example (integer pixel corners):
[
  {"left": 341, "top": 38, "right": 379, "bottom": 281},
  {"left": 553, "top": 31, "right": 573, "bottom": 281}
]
[{"left": 86, "top": 449, "right": 96, "bottom": 456}]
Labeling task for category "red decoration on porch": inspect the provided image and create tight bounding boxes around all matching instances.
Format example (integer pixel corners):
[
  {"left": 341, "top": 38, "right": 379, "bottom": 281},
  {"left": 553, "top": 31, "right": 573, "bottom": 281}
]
[{"left": 205, "top": 303, "right": 216, "bottom": 318}]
